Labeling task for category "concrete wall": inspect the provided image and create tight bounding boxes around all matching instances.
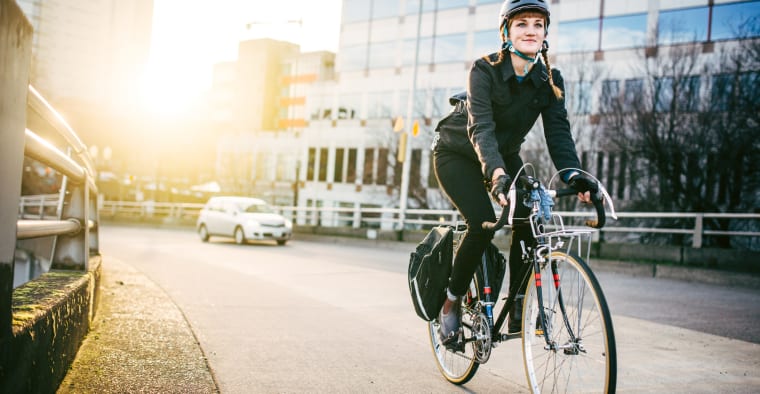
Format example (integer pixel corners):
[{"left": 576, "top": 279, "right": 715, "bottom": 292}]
[
  {"left": 1, "top": 258, "right": 101, "bottom": 392},
  {"left": 0, "top": 0, "right": 33, "bottom": 377}
]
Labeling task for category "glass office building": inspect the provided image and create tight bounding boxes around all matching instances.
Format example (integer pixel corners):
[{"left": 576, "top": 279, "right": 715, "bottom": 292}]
[{"left": 222, "top": 0, "right": 759, "bottom": 226}]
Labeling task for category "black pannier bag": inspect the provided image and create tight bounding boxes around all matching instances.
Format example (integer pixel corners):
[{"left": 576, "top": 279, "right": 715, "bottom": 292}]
[
  {"left": 475, "top": 243, "right": 507, "bottom": 300},
  {"left": 408, "top": 226, "right": 453, "bottom": 321}
]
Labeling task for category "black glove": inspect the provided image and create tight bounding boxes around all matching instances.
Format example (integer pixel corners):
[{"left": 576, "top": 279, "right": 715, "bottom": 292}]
[
  {"left": 490, "top": 174, "right": 512, "bottom": 203},
  {"left": 568, "top": 173, "right": 598, "bottom": 194}
]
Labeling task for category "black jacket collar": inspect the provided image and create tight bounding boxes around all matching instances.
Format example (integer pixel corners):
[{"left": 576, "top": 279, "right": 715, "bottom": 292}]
[{"left": 498, "top": 53, "right": 549, "bottom": 88}]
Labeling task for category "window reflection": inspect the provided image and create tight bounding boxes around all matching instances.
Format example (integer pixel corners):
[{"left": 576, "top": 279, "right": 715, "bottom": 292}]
[
  {"left": 623, "top": 79, "right": 643, "bottom": 112},
  {"left": 402, "top": 36, "right": 434, "bottom": 65},
  {"left": 568, "top": 81, "right": 592, "bottom": 115},
  {"left": 366, "top": 91, "right": 395, "bottom": 119},
  {"left": 602, "top": 14, "right": 647, "bottom": 50},
  {"left": 712, "top": 1, "right": 760, "bottom": 40},
  {"left": 557, "top": 19, "right": 599, "bottom": 53},
  {"left": 474, "top": 30, "right": 499, "bottom": 57},
  {"left": 372, "top": 1, "right": 398, "bottom": 20},
  {"left": 369, "top": 41, "right": 396, "bottom": 69},
  {"left": 658, "top": 7, "right": 708, "bottom": 45},
  {"left": 434, "top": 33, "right": 467, "bottom": 64},
  {"left": 406, "top": 0, "right": 436, "bottom": 14},
  {"left": 600, "top": 79, "right": 620, "bottom": 113},
  {"left": 343, "top": 0, "right": 371, "bottom": 23},
  {"left": 438, "top": 0, "right": 470, "bottom": 10},
  {"left": 339, "top": 45, "right": 367, "bottom": 72}
]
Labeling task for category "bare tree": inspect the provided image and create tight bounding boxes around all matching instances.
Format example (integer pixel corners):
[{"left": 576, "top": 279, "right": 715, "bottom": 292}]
[{"left": 600, "top": 31, "right": 760, "bottom": 248}]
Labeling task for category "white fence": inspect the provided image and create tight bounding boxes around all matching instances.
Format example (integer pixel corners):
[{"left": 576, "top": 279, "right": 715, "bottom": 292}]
[{"left": 98, "top": 200, "right": 760, "bottom": 249}]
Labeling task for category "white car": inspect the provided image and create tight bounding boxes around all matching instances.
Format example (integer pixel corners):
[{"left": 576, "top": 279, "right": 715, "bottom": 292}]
[{"left": 196, "top": 196, "right": 292, "bottom": 245}]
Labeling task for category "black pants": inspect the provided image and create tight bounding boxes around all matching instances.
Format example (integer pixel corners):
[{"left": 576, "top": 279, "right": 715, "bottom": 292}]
[{"left": 433, "top": 149, "right": 534, "bottom": 299}]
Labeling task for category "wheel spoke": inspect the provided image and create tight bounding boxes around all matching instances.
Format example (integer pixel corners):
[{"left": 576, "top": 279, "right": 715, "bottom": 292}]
[{"left": 523, "top": 252, "right": 616, "bottom": 393}]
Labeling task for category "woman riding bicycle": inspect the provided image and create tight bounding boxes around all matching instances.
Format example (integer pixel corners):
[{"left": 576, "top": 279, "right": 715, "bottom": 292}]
[{"left": 433, "top": 0, "right": 598, "bottom": 344}]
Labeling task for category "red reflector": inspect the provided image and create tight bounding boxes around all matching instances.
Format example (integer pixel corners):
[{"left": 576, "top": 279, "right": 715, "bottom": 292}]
[{"left": 484, "top": 287, "right": 492, "bottom": 294}]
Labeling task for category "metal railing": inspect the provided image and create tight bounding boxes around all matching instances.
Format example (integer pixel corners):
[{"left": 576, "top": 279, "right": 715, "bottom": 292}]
[
  {"left": 14, "top": 85, "right": 100, "bottom": 287},
  {"left": 99, "top": 200, "right": 759, "bottom": 249}
]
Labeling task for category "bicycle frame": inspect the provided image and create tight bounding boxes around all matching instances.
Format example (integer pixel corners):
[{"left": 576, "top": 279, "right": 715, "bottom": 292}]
[{"left": 471, "top": 192, "right": 598, "bottom": 349}]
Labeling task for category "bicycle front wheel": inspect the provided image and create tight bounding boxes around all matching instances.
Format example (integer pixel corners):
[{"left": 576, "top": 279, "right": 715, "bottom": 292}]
[
  {"left": 522, "top": 251, "right": 616, "bottom": 393},
  {"left": 428, "top": 278, "right": 481, "bottom": 385}
]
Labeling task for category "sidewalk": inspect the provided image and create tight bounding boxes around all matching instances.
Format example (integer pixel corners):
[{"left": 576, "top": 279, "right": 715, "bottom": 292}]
[{"left": 56, "top": 256, "right": 218, "bottom": 394}]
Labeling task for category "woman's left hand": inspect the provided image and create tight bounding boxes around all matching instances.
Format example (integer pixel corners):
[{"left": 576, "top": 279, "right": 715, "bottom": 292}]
[{"left": 577, "top": 191, "right": 592, "bottom": 204}]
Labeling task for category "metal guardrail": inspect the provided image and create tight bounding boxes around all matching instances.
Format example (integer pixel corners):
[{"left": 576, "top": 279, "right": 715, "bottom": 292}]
[
  {"left": 13, "top": 85, "right": 100, "bottom": 288},
  {"left": 100, "top": 200, "right": 759, "bottom": 249}
]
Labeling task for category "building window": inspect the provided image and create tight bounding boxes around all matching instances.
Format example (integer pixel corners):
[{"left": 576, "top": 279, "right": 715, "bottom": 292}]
[
  {"left": 557, "top": 19, "right": 599, "bottom": 53},
  {"left": 334, "top": 148, "right": 345, "bottom": 183},
  {"left": 437, "top": 0, "right": 469, "bottom": 11},
  {"left": 711, "top": 73, "right": 735, "bottom": 111},
  {"left": 411, "top": 149, "right": 422, "bottom": 190},
  {"left": 367, "top": 91, "right": 395, "bottom": 119},
  {"left": 372, "top": 0, "right": 399, "bottom": 19},
  {"left": 339, "top": 44, "right": 368, "bottom": 72},
  {"left": 307, "top": 148, "right": 316, "bottom": 181},
  {"left": 679, "top": 76, "right": 701, "bottom": 112},
  {"left": 568, "top": 81, "right": 592, "bottom": 115},
  {"left": 347, "top": 148, "right": 357, "bottom": 183},
  {"left": 434, "top": 33, "right": 467, "bottom": 64},
  {"left": 363, "top": 148, "right": 375, "bottom": 185},
  {"left": 402, "top": 36, "right": 434, "bottom": 66},
  {"left": 473, "top": 30, "right": 499, "bottom": 58},
  {"left": 369, "top": 41, "right": 396, "bottom": 69},
  {"left": 601, "top": 13, "right": 647, "bottom": 50},
  {"left": 657, "top": 7, "right": 709, "bottom": 45},
  {"left": 343, "top": 0, "right": 372, "bottom": 23},
  {"left": 318, "top": 148, "right": 328, "bottom": 182},
  {"left": 600, "top": 80, "right": 620, "bottom": 114},
  {"left": 338, "top": 93, "right": 361, "bottom": 120},
  {"left": 623, "top": 78, "right": 644, "bottom": 112},
  {"left": 712, "top": 1, "right": 760, "bottom": 40},
  {"left": 376, "top": 148, "right": 389, "bottom": 185},
  {"left": 406, "top": 0, "right": 436, "bottom": 14}
]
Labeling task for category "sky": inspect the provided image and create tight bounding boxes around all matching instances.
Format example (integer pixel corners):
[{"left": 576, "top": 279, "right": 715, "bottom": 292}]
[{"left": 141, "top": 0, "right": 343, "bottom": 114}]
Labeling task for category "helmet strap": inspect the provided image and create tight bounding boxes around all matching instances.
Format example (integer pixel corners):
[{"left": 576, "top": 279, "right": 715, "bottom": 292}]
[{"left": 502, "top": 39, "right": 541, "bottom": 75}]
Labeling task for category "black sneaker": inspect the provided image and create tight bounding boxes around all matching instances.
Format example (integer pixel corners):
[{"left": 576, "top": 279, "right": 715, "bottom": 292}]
[{"left": 508, "top": 295, "right": 524, "bottom": 334}]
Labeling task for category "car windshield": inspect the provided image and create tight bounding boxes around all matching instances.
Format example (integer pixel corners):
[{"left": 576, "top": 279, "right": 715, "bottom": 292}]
[{"left": 241, "top": 203, "right": 273, "bottom": 214}]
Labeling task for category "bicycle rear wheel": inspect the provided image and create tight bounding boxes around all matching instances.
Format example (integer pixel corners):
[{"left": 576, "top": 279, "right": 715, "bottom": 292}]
[
  {"left": 522, "top": 251, "right": 616, "bottom": 393},
  {"left": 428, "top": 278, "right": 481, "bottom": 384}
]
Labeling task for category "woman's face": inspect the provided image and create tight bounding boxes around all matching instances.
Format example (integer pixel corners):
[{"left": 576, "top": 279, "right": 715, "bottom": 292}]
[{"left": 507, "top": 13, "right": 546, "bottom": 56}]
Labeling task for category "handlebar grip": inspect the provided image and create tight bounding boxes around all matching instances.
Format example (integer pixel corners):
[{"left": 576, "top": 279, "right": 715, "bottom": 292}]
[
  {"left": 482, "top": 208, "right": 510, "bottom": 231},
  {"left": 585, "top": 192, "right": 607, "bottom": 229}
]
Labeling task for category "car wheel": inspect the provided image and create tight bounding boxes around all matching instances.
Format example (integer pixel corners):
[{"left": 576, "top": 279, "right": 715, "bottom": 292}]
[
  {"left": 198, "top": 224, "right": 209, "bottom": 242},
  {"left": 234, "top": 227, "right": 246, "bottom": 245},
  {"left": 276, "top": 240, "right": 287, "bottom": 246}
]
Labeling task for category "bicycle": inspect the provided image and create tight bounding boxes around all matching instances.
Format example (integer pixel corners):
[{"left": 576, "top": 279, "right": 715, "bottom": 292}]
[{"left": 428, "top": 165, "right": 618, "bottom": 393}]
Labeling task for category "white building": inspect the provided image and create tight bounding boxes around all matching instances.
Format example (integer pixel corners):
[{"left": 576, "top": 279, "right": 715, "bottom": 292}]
[{"left": 216, "top": 0, "right": 760, "bottom": 228}]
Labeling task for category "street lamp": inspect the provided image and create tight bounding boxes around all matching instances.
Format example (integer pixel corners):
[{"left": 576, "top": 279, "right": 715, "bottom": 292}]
[{"left": 398, "top": 0, "right": 424, "bottom": 231}]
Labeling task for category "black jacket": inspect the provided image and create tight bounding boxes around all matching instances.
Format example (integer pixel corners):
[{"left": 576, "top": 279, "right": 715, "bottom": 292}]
[{"left": 465, "top": 52, "right": 581, "bottom": 180}]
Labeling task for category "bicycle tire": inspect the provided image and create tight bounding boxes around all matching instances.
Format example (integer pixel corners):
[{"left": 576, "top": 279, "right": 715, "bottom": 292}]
[
  {"left": 522, "top": 251, "right": 617, "bottom": 393},
  {"left": 428, "top": 277, "right": 482, "bottom": 384}
]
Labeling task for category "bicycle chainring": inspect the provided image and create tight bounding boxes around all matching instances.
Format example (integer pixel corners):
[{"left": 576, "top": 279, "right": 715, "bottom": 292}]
[{"left": 471, "top": 312, "right": 492, "bottom": 363}]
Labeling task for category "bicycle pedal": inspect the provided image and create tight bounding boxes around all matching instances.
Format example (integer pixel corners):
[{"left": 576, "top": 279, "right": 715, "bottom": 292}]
[{"left": 501, "top": 333, "right": 521, "bottom": 341}]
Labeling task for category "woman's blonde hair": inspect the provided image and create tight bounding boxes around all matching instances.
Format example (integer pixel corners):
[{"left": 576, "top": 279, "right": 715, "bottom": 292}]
[{"left": 484, "top": 11, "right": 563, "bottom": 99}]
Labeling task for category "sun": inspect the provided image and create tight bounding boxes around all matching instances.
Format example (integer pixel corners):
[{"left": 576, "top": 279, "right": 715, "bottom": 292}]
[{"left": 139, "top": 63, "right": 202, "bottom": 116}]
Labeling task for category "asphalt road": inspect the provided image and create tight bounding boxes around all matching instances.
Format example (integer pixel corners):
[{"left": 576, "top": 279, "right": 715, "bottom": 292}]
[{"left": 99, "top": 225, "right": 760, "bottom": 393}]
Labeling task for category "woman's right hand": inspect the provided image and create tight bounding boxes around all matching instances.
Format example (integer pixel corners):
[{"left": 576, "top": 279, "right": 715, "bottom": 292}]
[{"left": 490, "top": 172, "right": 511, "bottom": 207}]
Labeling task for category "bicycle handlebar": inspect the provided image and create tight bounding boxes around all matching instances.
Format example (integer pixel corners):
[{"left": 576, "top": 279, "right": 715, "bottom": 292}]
[{"left": 482, "top": 184, "right": 607, "bottom": 232}]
